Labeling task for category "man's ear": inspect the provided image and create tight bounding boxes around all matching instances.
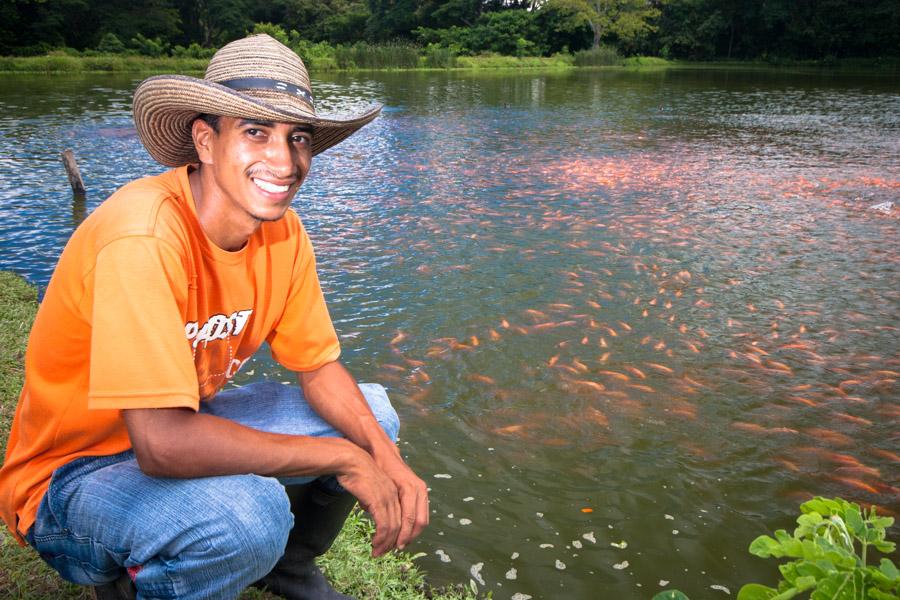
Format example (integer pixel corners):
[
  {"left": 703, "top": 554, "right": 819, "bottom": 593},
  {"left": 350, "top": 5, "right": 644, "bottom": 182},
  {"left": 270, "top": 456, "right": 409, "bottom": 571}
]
[{"left": 192, "top": 118, "right": 215, "bottom": 165}]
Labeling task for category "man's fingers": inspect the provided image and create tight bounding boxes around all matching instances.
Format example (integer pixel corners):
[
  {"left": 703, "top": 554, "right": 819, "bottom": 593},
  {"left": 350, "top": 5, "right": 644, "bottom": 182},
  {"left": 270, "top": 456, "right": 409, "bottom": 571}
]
[
  {"left": 370, "top": 495, "right": 402, "bottom": 557},
  {"left": 396, "top": 483, "right": 429, "bottom": 550}
]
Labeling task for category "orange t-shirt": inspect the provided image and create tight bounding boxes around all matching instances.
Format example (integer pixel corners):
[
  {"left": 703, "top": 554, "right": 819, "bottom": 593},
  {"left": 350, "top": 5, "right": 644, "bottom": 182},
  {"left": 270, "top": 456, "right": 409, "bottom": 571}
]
[{"left": 0, "top": 166, "right": 340, "bottom": 542}]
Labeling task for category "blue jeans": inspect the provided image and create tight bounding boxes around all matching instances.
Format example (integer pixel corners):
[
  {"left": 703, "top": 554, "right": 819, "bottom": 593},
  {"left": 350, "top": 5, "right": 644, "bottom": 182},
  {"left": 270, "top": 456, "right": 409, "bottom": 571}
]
[{"left": 25, "top": 381, "right": 399, "bottom": 600}]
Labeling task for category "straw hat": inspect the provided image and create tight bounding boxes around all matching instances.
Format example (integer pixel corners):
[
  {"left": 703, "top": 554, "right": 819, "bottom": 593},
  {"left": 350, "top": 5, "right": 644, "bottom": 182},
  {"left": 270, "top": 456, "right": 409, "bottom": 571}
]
[{"left": 132, "top": 34, "right": 381, "bottom": 166}]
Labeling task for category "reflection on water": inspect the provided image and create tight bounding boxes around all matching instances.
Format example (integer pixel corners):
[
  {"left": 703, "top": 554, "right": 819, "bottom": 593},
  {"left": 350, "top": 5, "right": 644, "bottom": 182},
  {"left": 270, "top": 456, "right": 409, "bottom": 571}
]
[{"left": 1, "top": 69, "right": 898, "bottom": 599}]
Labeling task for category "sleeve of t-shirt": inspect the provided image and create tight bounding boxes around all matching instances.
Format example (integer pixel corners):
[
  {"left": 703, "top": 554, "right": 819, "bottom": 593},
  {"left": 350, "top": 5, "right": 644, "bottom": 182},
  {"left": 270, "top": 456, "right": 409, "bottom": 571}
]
[
  {"left": 87, "top": 236, "right": 200, "bottom": 410},
  {"left": 267, "top": 225, "right": 341, "bottom": 372}
]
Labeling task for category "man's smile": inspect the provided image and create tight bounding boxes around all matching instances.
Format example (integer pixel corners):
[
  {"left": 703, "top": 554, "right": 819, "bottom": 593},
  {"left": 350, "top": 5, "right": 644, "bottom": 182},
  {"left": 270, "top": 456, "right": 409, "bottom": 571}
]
[{"left": 252, "top": 178, "right": 292, "bottom": 194}]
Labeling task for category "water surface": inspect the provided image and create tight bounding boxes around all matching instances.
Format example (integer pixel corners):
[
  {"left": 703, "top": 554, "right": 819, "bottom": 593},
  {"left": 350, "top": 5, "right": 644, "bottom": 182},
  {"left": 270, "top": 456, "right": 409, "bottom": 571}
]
[{"left": 1, "top": 68, "right": 898, "bottom": 599}]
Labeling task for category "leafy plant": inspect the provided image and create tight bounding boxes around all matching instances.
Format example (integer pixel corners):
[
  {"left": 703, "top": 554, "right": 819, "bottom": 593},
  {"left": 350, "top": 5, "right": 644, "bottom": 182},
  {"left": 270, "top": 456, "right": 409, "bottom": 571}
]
[{"left": 738, "top": 497, "right": 897, "bottom": 600}]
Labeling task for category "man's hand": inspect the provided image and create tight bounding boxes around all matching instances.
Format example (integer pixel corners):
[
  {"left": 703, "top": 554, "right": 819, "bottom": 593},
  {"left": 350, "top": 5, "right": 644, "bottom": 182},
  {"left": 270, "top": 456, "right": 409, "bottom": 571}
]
[
  {"left": 298, "top": 361, "right": 430, "bottom": 555},
  {"left": 374, "top": 453, "right": 429, "bottom": 551},
  {"left": 335, "top": 450, "right": 403, "bottom": 557}
]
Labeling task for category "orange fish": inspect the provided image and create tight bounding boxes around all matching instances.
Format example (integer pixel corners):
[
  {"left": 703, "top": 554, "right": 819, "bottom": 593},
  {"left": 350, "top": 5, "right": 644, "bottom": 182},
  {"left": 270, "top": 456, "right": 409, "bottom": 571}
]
[
  {"left": 597, "top": 370, "right": 630, "bottom": 382},
  {"left": 831, "top": 476, "right": 879, "bottom": 495},
  {"left": 623, "top": 366, "right": 646, "bottom": 379},
  {"left": 489, "top": 329, "right": 502, "bottom": 341},
  {"left": 548, "top": 354, "right": 560, "bottom": 367},
  {"left": 572, "top": 379, "right": 606, "bottom": 393},
  {"left": 469, "top": 374, "right": 496, "bottom": 385},
  {"left": 390, "top": 331, "right": 407, "bottom": 345},
  {"left": 645, "top": 362, "right": 674, "bottom": 375},
  {"left": 833, "top": 412, "right": 873, "bottom": 426}
]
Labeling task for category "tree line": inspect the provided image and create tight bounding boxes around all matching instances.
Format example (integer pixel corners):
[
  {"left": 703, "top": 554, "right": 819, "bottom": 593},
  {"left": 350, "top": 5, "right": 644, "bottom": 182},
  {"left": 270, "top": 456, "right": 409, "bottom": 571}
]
[{"left": 2, "top": 0, "right": 897, "bottom": 61}]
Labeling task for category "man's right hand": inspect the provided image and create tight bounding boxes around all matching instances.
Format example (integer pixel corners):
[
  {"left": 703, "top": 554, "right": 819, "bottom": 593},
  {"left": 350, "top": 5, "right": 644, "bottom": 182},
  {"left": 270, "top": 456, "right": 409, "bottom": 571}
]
[{"left": 336, "top": 451, "right": 405, "bottom": 557}]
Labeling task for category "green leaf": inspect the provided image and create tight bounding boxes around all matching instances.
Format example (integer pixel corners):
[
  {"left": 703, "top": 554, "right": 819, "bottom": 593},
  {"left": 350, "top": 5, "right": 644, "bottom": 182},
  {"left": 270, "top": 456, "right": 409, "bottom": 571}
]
[
  {"left": 810, "top": 571, "right": 865, "bottom": 600},
  {"left": 803, "top": 498, "right": 845, "bottom": 517},
  {"left": 795, "top": 575, "right": 818, "bottom": 592},
  {"left": 845, "top": 508, "right": 866, "bottom": 537},
  {"left": 652, "top": 591, "right": 691, "bottom": 600},
  {"left": 738, "top": 583, "right": 780, "bottom": 600},
  {"left": 870, "top": 516, "right": 894, "bottom": 530},
  {"left": 751, "top": 535, "right": 785, "bottom": 558},
  {"left": 879, "top": 558, "right": 899, "bottom": 582},
  {"left": 874, "top": 541, "right": 897, "bottom": 554},
  {"left": 776, "top": 530, "right": 795, "bottom": 544},
  {"left": 866, "top": 590, "right": 900, "bottom": 600}
]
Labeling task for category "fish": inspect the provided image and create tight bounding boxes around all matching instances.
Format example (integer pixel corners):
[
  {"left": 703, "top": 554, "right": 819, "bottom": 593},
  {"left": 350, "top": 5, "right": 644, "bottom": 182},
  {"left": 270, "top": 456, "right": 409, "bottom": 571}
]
[
  {"left": 390, "top": 331, "right": 407, "bottom": 345},
  {"left": 469, "top": 374, "right": 496, "bottom": 385},
  {"left": 597, "top": 370, "right": 630, "bottom": 382},
  {"left": 830, "top": 476, "right": 879, "bottom": 495},
  {"left": 623, "top": 366, "right": 647, "bottom": 379},
  {"left": 645, "top": 362, "right": 674, "bottom": 375}
]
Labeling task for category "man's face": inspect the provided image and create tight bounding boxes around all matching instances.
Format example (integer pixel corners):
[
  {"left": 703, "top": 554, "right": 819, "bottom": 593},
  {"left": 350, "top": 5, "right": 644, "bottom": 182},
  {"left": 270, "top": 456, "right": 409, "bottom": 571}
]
[{"left": 195, "top": 116, "right": 313, "bottom": 226}]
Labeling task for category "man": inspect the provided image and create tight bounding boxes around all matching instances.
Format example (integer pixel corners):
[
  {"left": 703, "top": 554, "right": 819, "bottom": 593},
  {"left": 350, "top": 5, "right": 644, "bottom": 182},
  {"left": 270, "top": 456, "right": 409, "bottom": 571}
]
[{"left": 0, "top": 34, "right": 428, "bottom": 600}]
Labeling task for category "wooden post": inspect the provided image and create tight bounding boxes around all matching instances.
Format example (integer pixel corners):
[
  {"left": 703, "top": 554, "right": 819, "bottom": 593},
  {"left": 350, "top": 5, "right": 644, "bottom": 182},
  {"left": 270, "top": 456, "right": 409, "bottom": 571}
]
[{"left": 61, "top": 149, "right": 86, "bottom": 195}]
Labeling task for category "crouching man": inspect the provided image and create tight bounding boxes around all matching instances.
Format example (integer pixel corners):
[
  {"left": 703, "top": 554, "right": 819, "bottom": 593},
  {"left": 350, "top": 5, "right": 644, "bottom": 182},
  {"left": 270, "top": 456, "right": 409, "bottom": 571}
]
[{"left": 0, "top": 34, "right": 428, "bottom": 600}]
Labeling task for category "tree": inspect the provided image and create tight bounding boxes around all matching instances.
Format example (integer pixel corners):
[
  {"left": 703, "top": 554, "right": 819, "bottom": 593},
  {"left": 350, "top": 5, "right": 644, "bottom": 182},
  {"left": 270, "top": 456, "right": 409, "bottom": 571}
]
[{"left": 543, "top": 0, "right": 663, "bottom": 50}]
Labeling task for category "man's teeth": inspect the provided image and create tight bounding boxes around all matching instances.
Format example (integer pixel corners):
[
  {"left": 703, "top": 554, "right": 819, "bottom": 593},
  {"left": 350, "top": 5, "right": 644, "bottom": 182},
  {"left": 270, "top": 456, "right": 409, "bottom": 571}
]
[{"left": 253, "top": 178, "right": 290, "bottom": 193}]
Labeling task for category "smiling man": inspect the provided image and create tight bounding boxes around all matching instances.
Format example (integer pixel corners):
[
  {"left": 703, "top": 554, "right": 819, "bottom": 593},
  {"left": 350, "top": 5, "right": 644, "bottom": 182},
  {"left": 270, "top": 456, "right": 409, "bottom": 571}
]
[{"left": 0, "top": 35, "right": 428, "bottom": 600}]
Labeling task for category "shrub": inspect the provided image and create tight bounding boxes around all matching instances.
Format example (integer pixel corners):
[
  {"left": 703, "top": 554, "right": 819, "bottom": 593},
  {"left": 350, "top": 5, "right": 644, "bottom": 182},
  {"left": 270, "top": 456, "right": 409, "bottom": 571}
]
[
  {"left": 130, "top": 33, "right": 169, "bottom": 57},
  {"left": 250, "top": 22, "right": 290, "bottom": 46},
  {"left": 573, "top": 45, "right": 623, "bottom": 66},
  {"left": 423, "top": 44, "right": 456, "bottom": 68},
  {"left": 171, "top": 43, "right": 215, "bottom": 59},
  {"left": 97, "top": 32, "right": 126, "bottom": 54}
]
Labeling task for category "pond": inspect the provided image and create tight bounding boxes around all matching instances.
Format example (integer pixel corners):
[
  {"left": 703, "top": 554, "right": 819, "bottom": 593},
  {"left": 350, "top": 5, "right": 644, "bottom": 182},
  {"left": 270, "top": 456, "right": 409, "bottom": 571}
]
[{"left": 0, "top": 67, "right": 898, "bottom": 599}]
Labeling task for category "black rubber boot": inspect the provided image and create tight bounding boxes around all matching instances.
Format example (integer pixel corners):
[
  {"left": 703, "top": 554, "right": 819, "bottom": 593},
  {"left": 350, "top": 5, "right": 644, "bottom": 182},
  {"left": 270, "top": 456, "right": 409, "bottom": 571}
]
[
  {"left": 253, "top": 479, "right": 358, "bottom": 600},
  {"left": 90, "top": 572, "right": 136, "bottom": 600}
]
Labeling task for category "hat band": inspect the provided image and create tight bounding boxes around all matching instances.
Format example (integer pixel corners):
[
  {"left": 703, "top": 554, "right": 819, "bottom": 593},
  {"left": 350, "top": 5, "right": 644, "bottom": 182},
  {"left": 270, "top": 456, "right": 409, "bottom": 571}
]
[{"left": 219, "top": 77, "right": 315, "bottom": 109}]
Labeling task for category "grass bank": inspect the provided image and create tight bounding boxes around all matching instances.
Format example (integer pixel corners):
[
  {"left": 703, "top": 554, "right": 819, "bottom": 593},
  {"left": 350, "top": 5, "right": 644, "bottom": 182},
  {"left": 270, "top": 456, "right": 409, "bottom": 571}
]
[
  {"left": 0, "top": 271, "right": 475, "bottom": 600},
  {"left": 0, "top": 50, "right": 657, "bottom": 73}
]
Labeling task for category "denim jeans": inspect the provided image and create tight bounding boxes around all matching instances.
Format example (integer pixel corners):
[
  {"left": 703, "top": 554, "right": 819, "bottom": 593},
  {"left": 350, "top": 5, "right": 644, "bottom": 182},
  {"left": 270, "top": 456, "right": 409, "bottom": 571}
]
[{"left": 25, "top": 381, "right": 399, "bottom": 600}]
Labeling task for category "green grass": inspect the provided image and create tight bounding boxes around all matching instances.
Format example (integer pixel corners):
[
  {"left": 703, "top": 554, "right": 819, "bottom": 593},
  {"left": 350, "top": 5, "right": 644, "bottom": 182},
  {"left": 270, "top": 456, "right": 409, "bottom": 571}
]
[
  {"left": 0, "top": 53, "right": 208, "bottom": 73},
  {"left": 456, "top": 52, "right": 574, "bottom": 69},
  {"left": 0, "top": 271, "right": 475, "bottom": 599}
]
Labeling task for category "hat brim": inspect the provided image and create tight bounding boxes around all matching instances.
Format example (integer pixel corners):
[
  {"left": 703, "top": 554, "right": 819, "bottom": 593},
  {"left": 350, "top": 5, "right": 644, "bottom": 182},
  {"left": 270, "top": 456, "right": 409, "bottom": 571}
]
[{"left": 133, "top": 75, "right": 381, "bottom": 167}]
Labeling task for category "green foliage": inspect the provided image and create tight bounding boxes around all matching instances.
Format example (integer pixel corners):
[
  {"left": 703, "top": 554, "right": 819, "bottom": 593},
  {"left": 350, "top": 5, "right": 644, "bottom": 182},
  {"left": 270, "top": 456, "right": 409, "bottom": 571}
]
[
  {"left": 129, "top": 33, "right": 169, "bottom": 58},
  {"left": 423, "top": 44, "right": 457, "bottom": 68},
  {"left": 415, "top": 9, "right": 546, "bottom": 56},
  {"left": 738, "top": 497, "right": 898, "bottom": 600},
  {"left": 652, "top": 592, "right": 691, "bottom": 600},
  {"left": 96, "top": 32, "right": 125, "bottom": 54},
  {"left": 250, "top": 22, "right": 291, "bottom": 47},
  {"left": 171, "top": 43, "right": 216, "bottom": 60},
  {"left": 334, "top": 42, "right": 420, "bottom": 70},
  {"left": 573, "top": 44, "right": 623, "bottom": 66}
]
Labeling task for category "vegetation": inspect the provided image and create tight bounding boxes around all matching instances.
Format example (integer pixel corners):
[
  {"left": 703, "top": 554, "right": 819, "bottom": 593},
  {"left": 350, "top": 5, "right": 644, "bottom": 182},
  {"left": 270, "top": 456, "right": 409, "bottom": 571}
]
[
  {"left": 0, "top": 271, "right": 473, "bottom": 599},
  {"left": 652, "top": 497, "right": 898, "bottom": 600},
  {"left": 738, "top": 497, "right": 897, "bottom": 600},
  {"left": 1, "top": 0, "right": 895, "bottom": 68}
]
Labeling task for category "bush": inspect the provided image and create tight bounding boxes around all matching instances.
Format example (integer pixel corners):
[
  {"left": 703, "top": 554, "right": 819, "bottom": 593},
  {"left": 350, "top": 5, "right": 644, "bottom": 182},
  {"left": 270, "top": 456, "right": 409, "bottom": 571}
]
[
  {"left": 335, "top": 42, "right": 420, "bottom": 70},
  {"left": 423, "top": 44, "right": 456, "bottom": 68},
  {"left": 250, "top": 22, "right": 290, "bottom": 46},
  {"left": 573, "top": 45, "right": 623, "bottom": 66},
  {"left": 97, "top": 32, "right": 125, "bottom": 54},
  {"left": 130, "top": 33, "right": 169, "bottom": 57},
  {"left": 171, "top": 43, "right": 215, "bottom": 59}
]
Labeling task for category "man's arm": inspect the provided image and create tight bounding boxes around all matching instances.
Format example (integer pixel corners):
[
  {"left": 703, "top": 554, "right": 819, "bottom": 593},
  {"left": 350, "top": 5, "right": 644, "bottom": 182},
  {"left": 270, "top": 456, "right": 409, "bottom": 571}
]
[
  {"left": 122, "top": 361, "right": 427, "bottom": 556},
  {"left": 297, "top": 360, "right": 429, "bottom": 552}
]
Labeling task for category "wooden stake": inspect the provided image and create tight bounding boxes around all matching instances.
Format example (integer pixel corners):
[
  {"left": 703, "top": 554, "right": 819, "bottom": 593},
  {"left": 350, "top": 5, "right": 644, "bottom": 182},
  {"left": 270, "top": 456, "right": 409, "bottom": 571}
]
[{"left": 61, "top": 149, "right": 86, "bottom": 195}]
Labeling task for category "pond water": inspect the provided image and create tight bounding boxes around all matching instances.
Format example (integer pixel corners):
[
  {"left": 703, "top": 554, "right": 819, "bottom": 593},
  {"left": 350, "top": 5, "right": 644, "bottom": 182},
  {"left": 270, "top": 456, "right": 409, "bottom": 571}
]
[{"left": 1, "top": 67, "right": 898, "bottom": 599}]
